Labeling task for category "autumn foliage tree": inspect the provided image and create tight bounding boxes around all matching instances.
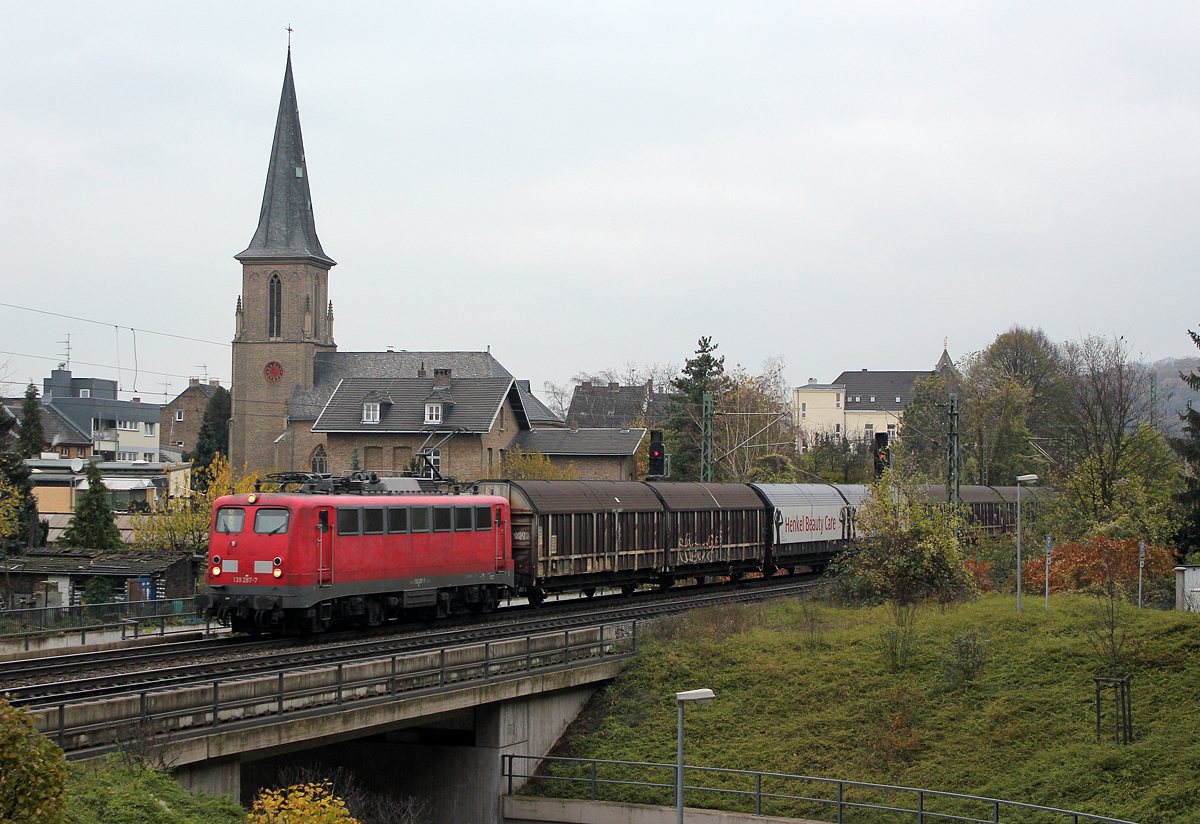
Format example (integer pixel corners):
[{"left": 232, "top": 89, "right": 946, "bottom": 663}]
[
  {"left": 58, "top": 461, "right": 122, "bottom": 550},
  {"left": 483, "top": 448, "right": 577, "bottom": 481},
  {"left": 133, "top": 456, "right": 259, "bottom": 553},
  {"left": 0, "top": 696, "right": 68, "bottom": 823},
  {"left": 245, "top": 783, "right": 358, "bottom": 824}
]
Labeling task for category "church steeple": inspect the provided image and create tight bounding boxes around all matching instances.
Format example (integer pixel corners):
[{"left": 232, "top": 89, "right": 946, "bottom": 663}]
[{"left": 235, "top": 51, "right": 336, "bottom": 267}]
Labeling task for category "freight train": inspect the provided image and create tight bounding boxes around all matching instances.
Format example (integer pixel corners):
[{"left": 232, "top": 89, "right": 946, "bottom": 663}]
[{"left": 193, "top": 473, "right": 1041, "bottom": 634}]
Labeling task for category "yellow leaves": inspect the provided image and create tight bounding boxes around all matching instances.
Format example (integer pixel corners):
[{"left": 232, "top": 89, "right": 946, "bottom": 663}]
[
  {"left": 245, "top": 783, "right": 358, "bottom": 824},
  {"left": 132, "top": 455, "right": 258, "bottom": 553},
  {"left": 486, "top": 448, "right": 578, "bottom": 481},
  {"left": 0, "top": 477, "right": 21, "bottom": 542}
]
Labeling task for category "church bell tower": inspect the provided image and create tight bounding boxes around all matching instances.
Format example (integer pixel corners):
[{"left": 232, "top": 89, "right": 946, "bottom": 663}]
[{"left": 229, "top": 50, "right": 336, "bottom": 472}]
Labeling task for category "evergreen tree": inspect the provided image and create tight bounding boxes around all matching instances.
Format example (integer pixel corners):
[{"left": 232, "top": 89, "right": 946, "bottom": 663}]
[
  {"left": 1171, "top": 326, "right": 1200, "bottom": 558},
  {"left": 58, "top": 461, "right": 122, "bottom": 550},
  {"left": 190, "top": 386, "right": 232, "bottom": 483},
  {"left": 0, "top": 405, "right": 41, "bottom": 551},
  {"left": 663, "top": 337, "right": 725, "bottom": 481},
  {"left": 17, "top": 383, "right": 44, "bottom": 459}
]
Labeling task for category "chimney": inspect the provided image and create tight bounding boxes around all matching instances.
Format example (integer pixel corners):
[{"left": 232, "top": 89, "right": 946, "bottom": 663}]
[
  {"left": 608, "top": 382, "right": 619, "bottom": 390},
  {"left": 386, "top": 346, "right": 394, "bottom": 353},
  {"left": 132, "top": 398, "right": 141, "bottom": 403},
  {"left": 418, "top": 361, "right": 426, "bottom": 379},
  {"left": 209, "top": 379, "right": 220, "bottom": 387},
  {"left": 434, "top": 368, "right": 452, "bottom": 387},
  {"left": 581, "top": 382, "right": 592, "bottom": 389},
  {"left": 189, "top": 378, "right": 200, "bottom": 387}
]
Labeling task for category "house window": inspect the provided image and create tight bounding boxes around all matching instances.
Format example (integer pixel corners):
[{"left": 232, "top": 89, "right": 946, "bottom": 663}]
[
  {"left": 175, "top": 410, "right": 184, "bottom": 422},
  {"left": 117, "top": 451, "right": 136, "bottom": 461},
  {"left": 268, "top": 274, "right": 282, "bottom": 338},
  {"left": 59, "top": 446, "right": 70, "bottom": 458},
  {"left": 835, "top": 393, "right": 841, "bottom": 409},
  {"left": 117, "top": 420, "right": 138, "bottom": 431},
  {"left": 834, "top": 424, "right": 841, "bottom": 435},
  {"left": 144, "top": 422, "right": 156, "bottom": 435},
  {"left": 311, "top": 445, "right": 328, "bottom": 474},
  {"left": 869, "top": 396, "right": 875, "bottom": 403},
  {"left": 173, "top": 440, "right": 185, "bottom": 447},
  {"left": 79, "top": 389, "right": 90, "bottom": 398},
  {"left": 888, "top": 424, "right": 897, "bottom": 439},
  {"left": 362, "top": 402, "right": 380, "bottom": 423},
  {"left": 418, "top": 447, "right": 440, "bottom": 479},
  {"left": 142, "top": 453, "right": 155, "bottom": 462},
  {"left": 800, "top": 402, "right": 806, "bottom": 418},
  {"left": 864, "top": 424, "right": 874, "bottom": 440},
  {"left": 896, "top": 396, "right": 901, "bottom": 403},
  {"left": 424, "top": 403, "right": 442, "bottom": 425}
]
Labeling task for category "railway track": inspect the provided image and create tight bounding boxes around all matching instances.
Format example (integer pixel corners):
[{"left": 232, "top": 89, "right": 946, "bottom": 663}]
[{"left": 10, "top": 575, "right": 819, "bottom": 708}]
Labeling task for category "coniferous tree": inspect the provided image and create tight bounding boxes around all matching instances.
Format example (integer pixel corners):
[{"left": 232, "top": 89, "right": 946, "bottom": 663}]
[
  {"left": 58, "top": 461, "right": 122, "bottom": 550},
  {"left": 1171, "top": 327, "right": 1200, "bottom": 558},
  {"left": 17, "top": 383, "right": 44, "bottom": 459},
  {"left": 0, "top": 405, "right": 41, "bottom": 551},
  {"left": 663, "top": 337, "right": 725, "bottom": 481},
  {"left": 190, "top": 386, "right": 232, "bottom": 485}
]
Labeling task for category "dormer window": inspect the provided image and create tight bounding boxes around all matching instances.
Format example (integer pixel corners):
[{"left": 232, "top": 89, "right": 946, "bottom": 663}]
[
  {"left": 362, "top": 402, "right": 380, "bottom": 423},
  {"left": 425, "top": 403, "right": 442, "bottom": 425}
]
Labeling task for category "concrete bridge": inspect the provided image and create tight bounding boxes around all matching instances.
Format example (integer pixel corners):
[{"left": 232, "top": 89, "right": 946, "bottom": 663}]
[{"left": 34, "top": 624, "right": 630, "bottom": 823}]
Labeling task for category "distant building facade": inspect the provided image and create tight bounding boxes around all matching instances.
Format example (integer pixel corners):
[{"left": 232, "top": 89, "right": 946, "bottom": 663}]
[
  {"left": 566, "top": 381, "right": 674, "bottom": 430},
  {"left": 793, "top": 351, "right": 953, "bottom": 451},
  {"left": 160, "top": 379, "right": 222, "bottom": 453}
]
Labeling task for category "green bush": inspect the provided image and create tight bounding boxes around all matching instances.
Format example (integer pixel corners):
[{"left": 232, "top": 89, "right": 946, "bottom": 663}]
[
  {"left": 0, "top": 697, "right": 67, "bottom": 823},
  {"left": 66, "top": 757, "right": 243, "bottom": 824}
]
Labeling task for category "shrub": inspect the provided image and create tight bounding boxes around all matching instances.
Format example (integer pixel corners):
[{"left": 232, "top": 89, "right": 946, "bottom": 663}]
[
  {"left": 0, "top": 696, "right": 67, "bottom": 824},
  {"left": 246, "top": 782, "right": 358, "bottom": 824},
  {"left": 941, "top": 632, "right": 988, "bottom": 689}
]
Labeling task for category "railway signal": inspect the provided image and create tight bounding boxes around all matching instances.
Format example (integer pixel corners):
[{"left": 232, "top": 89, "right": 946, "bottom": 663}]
[
  {"left": 873, "top": 432, "right": 890, "bottom": 479},
  {"left": 648, "top": 430, "right": 666, "bottom": 477}
]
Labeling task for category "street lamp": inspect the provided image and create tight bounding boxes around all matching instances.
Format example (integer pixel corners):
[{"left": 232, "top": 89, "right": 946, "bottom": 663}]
[
  {"left": 675, "top": 688, "right": 715, "bottom": 824},
  {"left": 1016, "top": 474, "right": 1038, "bottom": 611}
]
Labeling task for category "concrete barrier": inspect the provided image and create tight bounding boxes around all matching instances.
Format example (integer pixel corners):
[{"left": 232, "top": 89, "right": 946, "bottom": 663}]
[{"left": 502, "top": 796, "right": 828, "bottom": 824}]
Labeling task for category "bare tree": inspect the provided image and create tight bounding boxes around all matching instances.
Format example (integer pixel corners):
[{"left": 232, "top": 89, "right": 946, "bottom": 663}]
[
  {"left": 717, "top": 357, "right": 796, "bottom": 481},
  {"left": 1059, "top": 335, "right": 1155, "bottom": 511}
]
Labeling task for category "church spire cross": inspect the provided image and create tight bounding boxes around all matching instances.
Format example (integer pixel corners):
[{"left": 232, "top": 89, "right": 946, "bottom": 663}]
[{"left": 235, "top": 50, "right": 336, "bottom": 267}]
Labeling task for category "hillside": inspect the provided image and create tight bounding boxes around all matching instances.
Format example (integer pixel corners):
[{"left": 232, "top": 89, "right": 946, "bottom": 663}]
[{"left": 536, "top": 595, "right": 1200, "bottom": 823}]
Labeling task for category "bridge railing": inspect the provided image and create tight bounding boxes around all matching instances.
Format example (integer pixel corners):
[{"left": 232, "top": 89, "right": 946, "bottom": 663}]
[
  {"left": 0, "top": 599, "right": 205, "bottom": 650},
  {"left": 502, "top": 753, "right": 1137, "bottom": 824},
  {"left": 29, "top": 621, "right": 635, "bottom": 757}
]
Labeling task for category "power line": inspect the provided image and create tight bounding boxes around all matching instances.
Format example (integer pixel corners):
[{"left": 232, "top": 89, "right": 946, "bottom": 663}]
[{"left": 0, "top": 301, "right": 230, "bottom": 347}]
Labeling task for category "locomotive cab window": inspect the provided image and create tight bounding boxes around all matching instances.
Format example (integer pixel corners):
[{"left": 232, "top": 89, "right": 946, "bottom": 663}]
[
  {"left": 475, "top": 506, "right": 492, "bottom": 530},
  {"left": 387, "top": 507, "right": 408, "bottom": 534},
  {"left": 254, "top": 508, "right": 290, "bottom": 535},
  {"left": 410, "top": 506, "right": 431, "bottom": 532},
  {"left": 454, "top": 507, "right": 473, "bottom": 531},
  {"left": 433, "top": 506, "right": 453, "bottom": 532},
  {"left": 337, "top": 507, "right": 361, "bottom": 536},
  {"left": 363, "top": 507, "right": 385, "bottom": 535},
  {"left": 215, "top": 507, "right": 245, "bottom": 534}
]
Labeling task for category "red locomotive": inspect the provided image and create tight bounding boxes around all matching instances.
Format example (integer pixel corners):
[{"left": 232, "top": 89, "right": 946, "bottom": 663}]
[{"left": 195, "top": 474, "right": 512, "bottom": 633}]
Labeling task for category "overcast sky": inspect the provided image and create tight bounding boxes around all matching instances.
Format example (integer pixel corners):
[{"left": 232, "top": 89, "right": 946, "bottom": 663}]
[{"left": 2, "top": 2, "right": 1198, "bottom": 406}]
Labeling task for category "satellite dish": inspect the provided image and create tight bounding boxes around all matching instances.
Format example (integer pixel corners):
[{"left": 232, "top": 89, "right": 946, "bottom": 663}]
[{"left": 70, "top": 458, "right": 84, "bottom": 474}]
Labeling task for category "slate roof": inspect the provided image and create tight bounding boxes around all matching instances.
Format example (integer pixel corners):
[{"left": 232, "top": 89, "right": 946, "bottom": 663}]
[
  {"left": 312, "top": 378, "right": 515, "bottom": 433},
  {"left": 515, "top": 380, "right": 563, "bottom": 426},
  {"left": 833, "top": 370, "right": 931, "bottom": 413},
  {"left": 3, "top": 547, "right": 190, "bottom": 576},
  {"left": 566, "top": 382, "right": 676, "bottom": 429},
  {"left": 1, "top": 400, "right": 91, "bottom": 447},
  {"left": 512, "top": 428, "right": 646, "bottom": 457},
  {"left": 235, "top": 51, "right": 335, "bottom": 267},
  {"left": 289, "top": 350, "right": 513, "bottom": 420}
]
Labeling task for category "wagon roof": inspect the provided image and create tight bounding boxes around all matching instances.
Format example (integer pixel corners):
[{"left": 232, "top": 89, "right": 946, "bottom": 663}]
[
  {"left": 647, "top": 482, "right": 766, "bottom": 512},
  {"left": 506, "top": 480, "right": 663, "bottom": 514},
  {"left": 749, "top": 483, "right": 849, "bottom": 508}
]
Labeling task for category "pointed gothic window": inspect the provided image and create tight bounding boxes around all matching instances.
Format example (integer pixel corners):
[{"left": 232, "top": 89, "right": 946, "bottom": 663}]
[
  {"left": 268, "top": 274, "right": 282, "bottom": 338},
  {"left": 311, "top": 445, "right": 328, "bottom": 474}
]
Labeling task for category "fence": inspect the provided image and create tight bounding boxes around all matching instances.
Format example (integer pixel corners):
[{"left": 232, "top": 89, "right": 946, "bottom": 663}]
[
  {"left": 503, "top": 754, "right": 1137, "bottom": 824},
  {"left": 0, "top": 598, "right": 203, "bottom": 649}
]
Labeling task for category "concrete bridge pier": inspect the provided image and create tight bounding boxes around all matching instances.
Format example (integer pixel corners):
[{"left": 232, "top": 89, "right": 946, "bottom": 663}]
[{"left": 176, "top": 684, "right": 599, "bottom": 822}]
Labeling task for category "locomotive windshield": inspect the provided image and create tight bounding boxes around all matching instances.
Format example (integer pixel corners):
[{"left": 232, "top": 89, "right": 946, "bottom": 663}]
[
  {"left": 215, "top": 507, "right": 245, "bottom": 534},
  {"left": 254, "top": 508, "right": 290, "bottom": 535}
]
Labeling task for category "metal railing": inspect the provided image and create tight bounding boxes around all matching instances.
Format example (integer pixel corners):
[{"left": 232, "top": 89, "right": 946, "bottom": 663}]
[
  {"left": 0, "top": 599, "right": 204, "bottom": 649},
  {"left": 502, "top": 754, "right": 1137, "bottom": 824},
  {"left": 32, "top": 621, "right": 635, "bottom": 757}
]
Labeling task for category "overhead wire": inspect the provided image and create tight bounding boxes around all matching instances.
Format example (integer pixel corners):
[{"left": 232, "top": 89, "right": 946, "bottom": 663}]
[{"left": 0, "top": 301, "right": 230, "bottom": 348}]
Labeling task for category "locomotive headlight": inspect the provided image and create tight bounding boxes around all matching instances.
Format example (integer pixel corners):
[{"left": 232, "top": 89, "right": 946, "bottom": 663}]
[
  {"left": 272, "top": 568, "right": 282, "bottom": 578},
  {"left": 247, "top": 494, "right": 257, "bottom": 504},
  {"left": 212, "top": 565, "right": 222, "bottom": 577}
]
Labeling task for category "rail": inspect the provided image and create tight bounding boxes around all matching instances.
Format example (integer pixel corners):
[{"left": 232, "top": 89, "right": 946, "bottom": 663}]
[
  {"left": 0, "top": 599, "right": 204, "bottom": 650},
  {"left": 502, "top": 754, "right": 1136, "bottom": 824},
  {"left": 28, "top": 621, "right": 635, "bottom": 757}
]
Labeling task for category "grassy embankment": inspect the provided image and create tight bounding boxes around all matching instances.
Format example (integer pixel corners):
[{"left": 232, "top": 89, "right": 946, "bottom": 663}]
[
  {"left": 531, "top": 594, "right": 1200, "bottom": 824},
  {"left": 64, "top": 758, "right": 244, "bottom": 824}
]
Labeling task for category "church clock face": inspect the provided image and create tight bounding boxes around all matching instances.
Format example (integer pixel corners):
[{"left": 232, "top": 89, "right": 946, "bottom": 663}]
[{"left": 263, "top": 361, "right": 285, "bottom": 383}]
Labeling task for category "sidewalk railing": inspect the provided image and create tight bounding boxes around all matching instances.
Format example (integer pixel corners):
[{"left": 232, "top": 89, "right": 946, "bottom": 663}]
[
  {"left": 0, "top": 598, "right": 203, "bottom": 649},
  {"left": 502, "top": 754, "right": 1137, "bottom": 824}
]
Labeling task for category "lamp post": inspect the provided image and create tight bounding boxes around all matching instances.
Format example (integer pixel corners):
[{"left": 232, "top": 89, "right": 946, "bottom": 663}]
[
  {"left": 675, "top": 688, "right": 714, "bottom": 824},
  {"left": 1016, "top": 474, "right": 1038, "bottom": 611}
]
